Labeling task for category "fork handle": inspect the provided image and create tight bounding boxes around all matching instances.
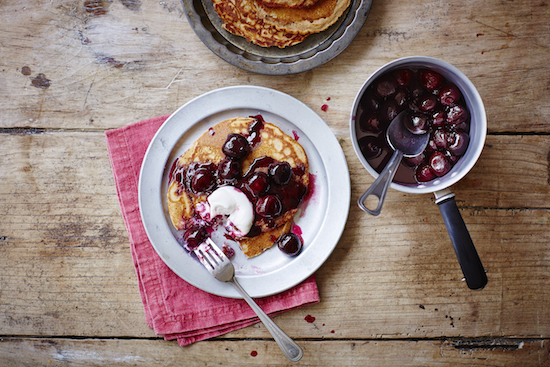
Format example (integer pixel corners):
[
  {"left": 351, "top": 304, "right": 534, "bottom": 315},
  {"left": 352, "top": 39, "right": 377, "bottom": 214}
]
[{"left": 230, "top": 277, "right": 303, "bottom": 362}]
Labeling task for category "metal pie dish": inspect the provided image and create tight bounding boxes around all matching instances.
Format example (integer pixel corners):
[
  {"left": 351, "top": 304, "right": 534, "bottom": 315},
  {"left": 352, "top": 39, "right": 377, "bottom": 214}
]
[{"left": 182, "top": 0, "right": 372, "bottom": 75}]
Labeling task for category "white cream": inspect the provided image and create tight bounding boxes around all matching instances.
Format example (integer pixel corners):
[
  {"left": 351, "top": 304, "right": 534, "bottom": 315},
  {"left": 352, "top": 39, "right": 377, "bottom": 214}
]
[{"left": 207, "top": 186, "right": 254, "bottom": 236}]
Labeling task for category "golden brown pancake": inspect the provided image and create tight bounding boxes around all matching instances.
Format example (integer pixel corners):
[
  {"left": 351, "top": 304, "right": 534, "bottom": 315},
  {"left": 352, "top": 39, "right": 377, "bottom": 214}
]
[
  {"left": 258, "top": 0, "right": 320, "bottom": 9},
  {"left": 211, "top": 0, "right": 350, "bottom": 48},
  {"left": 211, "top": 0, "right": 308, "bottom": 48},
  {"left": 167, "top": 116, "right": 309, "bottom": 258},
  {"left": 256, "top": 0, "right": 351, "bottom": 34}
]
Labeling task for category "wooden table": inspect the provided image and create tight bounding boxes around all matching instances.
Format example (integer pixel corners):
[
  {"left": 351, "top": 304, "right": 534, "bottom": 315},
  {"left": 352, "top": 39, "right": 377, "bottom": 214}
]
[{"left": 1, "top": 0, "right": 549, "bottom": 365}]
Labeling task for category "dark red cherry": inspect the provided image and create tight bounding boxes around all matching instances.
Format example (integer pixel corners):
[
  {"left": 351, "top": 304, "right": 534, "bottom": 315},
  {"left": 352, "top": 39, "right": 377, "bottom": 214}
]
[
  {"left": 255, "top": 195, "right": 282, "bottom": 218},
  {"left": 404, "top": 152, "right": 425, "bottom": 167},
  {"left": 245, "top": 172, "right": 270, "bottom": 197},
  {"left": 359, "top": 113, "right": 383, "bottom": 134},
  {"left": 380, "top": 100, "right": 399, "bottom": 124},
  {"left": 415, "top": 163, "right": 436, "bottom": 182},
  {"left": 431, "top": 109, "right": 446, "bottom": 128},
  {"left": 446, "top": 104, "right": 469, "bottom": 125},
  {"left": 191, "top": 168, "right": 216, "bottom": 193},
  {"left": 269, "top": 162, "right": 292, "bottom": 186},
  {"left": 426, "top": 138, "right": 438, "bottom": 153},
  {"left": 445, "top": 149, "right": 460, "bottom": 164},
  {"left": 404, "top": 113, "right": 428, "bottom": 135},
  {"left": 282, "top": 181, "right": 307, "bottom": 211},
  {"left": 429, "top": 151, "right": 452, "bottom": 177},
  {"left": 277, "top": 233, "right": 302, "bottom": 256},
  {"left": 419, "top": 69, "right": 444, "bottom": 91},
  {"left": 358, "top": 136, "right": 383, "bottom": 159},
  {"left": 454, "top": 120, "right": 470, "bottom": 134},
  {"left": 375, "top": 77, "right": 397, "bottom": 97},
  {"left": 393, "top": 68, "right": 413, "bottom": 86},
  {"left": 447, "top": 130, "right": 470, "bottom": 156},
  {"left": 417, "top": 94, "right": 438, "bottom": 112},
  {"left": 360, "top": 90, "right": 381, "bottom": 112},
  {"left": 409, "top": 78, "right": 425, "bottom": 99},
  {"left": 393, "top": 87, "right": 410, "bottom": 110},
  {"left": 218, "top": 158, "right": 241, "bottom": 180},
  {"left": 223, "top": 133, "right": 249, "bottom": 159},
  {"left": 439, "top": 83, "right": 462, "bottom": 106},
  {"left": 432, "top": 129, "right": 449, "bottom": 150}
]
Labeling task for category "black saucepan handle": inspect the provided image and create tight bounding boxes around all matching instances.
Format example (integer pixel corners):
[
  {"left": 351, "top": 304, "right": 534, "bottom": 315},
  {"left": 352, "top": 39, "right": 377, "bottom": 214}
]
[{"left": 435, "top": 190, "right": 487, "bottom": 290}]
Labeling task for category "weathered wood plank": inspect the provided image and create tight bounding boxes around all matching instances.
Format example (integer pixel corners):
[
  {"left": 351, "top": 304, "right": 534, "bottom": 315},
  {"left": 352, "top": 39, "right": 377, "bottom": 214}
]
[{"left": 0, "top": 338, "right": 548, "bottom": 366}]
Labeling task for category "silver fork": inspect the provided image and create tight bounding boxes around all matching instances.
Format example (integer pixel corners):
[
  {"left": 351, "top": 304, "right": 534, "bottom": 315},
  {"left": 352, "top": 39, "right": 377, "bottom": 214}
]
[{"left": 194, "top": 238, "right": 303, "bottom": 362}]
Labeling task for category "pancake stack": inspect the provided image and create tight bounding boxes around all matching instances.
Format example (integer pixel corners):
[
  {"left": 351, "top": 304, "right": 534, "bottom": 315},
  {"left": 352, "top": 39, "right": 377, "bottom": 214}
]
[
  {"left": 211, "top": 0, "right": 351, "bottom": 48},
  {"left": 167, "top": 116, "right": 310, "bottom": 258}
]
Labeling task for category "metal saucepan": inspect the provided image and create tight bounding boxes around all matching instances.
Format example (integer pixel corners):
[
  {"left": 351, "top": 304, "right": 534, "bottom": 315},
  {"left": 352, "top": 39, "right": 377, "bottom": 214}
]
[{"left": 350, "top": 56, "right": 488, "bottom": 290}]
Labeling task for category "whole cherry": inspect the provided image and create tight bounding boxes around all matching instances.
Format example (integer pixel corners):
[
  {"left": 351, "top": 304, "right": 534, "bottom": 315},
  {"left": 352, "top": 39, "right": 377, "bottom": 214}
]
[
  {"left": 439, "top": 83, "right": 462, "bottom": 106},
  {"left": 447, "top": 130, "right": 470, "bottom": 156},
  {"left": 191, "top": 168, "right": 216, "bottom": 193},
  {"left": 223, "top": 133, "right": 249, "bottom": 159},
  {"left": 358, "top": 136, "right": 383, "bottom": 159},
  {"left": 256, "top": 195, "right": 282, "bottom": 218},
  {"left": 276, "top": 233, "right": 303, "bottom": 256},
  {"left": 359, "top": 113, "right": 383, "bottom": 134},
  {"left": 419, "top": 69, "right": 444, "bottom": 91},
  {"left": 429, "top": 151, "right": 452, "bottom": 177},
  {"left": 415, "top": 163, "right": 436, "bottom": 182}
]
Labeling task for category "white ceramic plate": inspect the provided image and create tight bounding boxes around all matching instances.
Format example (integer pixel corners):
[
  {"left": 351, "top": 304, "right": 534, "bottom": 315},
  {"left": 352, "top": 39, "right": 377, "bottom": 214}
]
[{"left": 139, "top": 86, "right": 350, "bottom": 298}]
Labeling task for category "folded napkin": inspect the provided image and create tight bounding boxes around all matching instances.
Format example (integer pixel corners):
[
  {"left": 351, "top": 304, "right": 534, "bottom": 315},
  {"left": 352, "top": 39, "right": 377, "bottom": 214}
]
[{"left": 105, "top": 115, "right": 320, "bottom": 346}]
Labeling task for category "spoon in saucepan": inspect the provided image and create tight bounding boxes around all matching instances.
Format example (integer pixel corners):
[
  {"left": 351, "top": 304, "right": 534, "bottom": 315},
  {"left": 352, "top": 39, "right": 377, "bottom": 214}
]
[{"left": 358, "top": 111, "right": 430, "bottom": 215}]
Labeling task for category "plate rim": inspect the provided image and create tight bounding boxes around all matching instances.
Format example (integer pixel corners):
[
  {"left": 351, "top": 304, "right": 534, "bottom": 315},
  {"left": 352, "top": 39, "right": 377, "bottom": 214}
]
[
  {"left": 138, "top": 85, "right": 350, "bottom": 298},
  {"left": 181, "top": 0, "right": 373, "bottom": 75}
]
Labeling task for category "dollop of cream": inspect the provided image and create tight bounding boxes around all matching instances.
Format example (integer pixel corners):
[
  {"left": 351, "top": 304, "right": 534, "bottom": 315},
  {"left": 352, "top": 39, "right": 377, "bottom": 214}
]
[{"left": 207, "top": 186, "right": 254, "bottom": 236}]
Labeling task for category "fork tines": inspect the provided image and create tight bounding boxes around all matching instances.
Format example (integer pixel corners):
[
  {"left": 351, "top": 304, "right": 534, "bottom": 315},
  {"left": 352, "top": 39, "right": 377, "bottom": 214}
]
[{"left": 194, "top": 238, "right": 227, "bottom": 272}]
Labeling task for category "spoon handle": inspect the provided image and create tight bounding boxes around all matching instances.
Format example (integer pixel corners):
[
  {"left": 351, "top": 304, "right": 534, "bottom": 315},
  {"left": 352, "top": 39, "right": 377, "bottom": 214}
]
[
  {"left": 230, "top": 277, "right": 303, "bottom": 362},
  {"left": 358, "top": 150, "right": 404, "bottom": 216}
]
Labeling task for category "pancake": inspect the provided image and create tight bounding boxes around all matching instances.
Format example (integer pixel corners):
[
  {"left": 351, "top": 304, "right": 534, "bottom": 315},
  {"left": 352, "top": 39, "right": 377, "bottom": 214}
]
[
  {"left": 256, "top": 0, "right": 351, "bottom": 34},
  {"left": 167, "top": 116, "right": 309, "bottom": 258},
  {"left": 258, "top": 0, "right": 320, "bottom": 9},
  {"left": 211, "top": 0, "right": 350, "bottom": 48},
  {"left": 211, "top": 0, "right": 308, "bottom": 48}
]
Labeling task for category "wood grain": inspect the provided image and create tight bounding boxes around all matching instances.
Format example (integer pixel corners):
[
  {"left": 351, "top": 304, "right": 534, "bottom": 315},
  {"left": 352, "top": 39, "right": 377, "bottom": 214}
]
[
  {"left": 1, "top": 0, "right": 549, "bottom": 364},
  {"left": 0, "top": 338, "right": 548, "bottom": 366}
]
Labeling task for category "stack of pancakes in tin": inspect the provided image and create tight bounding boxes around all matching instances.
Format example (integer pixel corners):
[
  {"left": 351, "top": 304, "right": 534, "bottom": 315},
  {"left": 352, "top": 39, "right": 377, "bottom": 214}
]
[{"left": 211, "top": 0, "right": 351, "bottom": 48}]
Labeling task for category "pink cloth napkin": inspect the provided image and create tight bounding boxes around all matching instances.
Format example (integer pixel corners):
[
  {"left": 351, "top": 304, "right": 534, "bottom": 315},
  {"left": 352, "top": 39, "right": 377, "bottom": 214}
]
[{"left": 105, "top": 115, "right": 320, "bottom": 346}]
